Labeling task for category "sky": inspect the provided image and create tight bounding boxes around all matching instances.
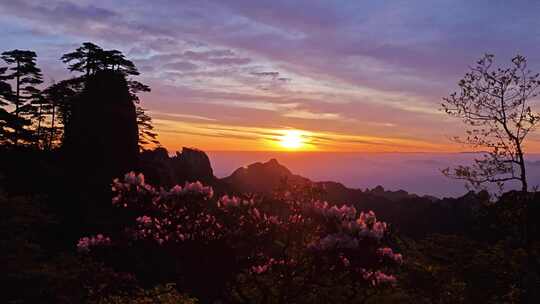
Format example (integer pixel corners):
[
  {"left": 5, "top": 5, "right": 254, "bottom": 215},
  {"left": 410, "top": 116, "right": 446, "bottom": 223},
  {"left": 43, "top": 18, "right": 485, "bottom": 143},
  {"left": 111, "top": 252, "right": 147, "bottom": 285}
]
[{"left": 2, "top": 0, "right": 540, "bottom": 152}]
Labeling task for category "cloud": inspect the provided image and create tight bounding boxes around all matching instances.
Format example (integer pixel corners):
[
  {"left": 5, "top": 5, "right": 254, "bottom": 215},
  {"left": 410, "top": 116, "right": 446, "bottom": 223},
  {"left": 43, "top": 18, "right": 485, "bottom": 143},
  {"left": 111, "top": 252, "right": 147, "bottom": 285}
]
[
  {"left": 183, "top": 49, "right": 235, "bottom": 60},
  {"left": 251, "top": 71, "right": 280, "bottom": 78},
  {"left": 3, "top": 0, "right": 540, "bottom": 151},
  {"left": 164, "top": 61, "right": 198, "bottom": 71},
  {"left": 180, "top": 49, "right": 251, "bottom": 66},
  {"left": 149, "top": 111, "right": 216, "bottom": 122},
  {"left": 208, "top": 57, "right": 251, "bottom": 65},
  {"left": 283, "top": 110, "right": 342, "bottom": 121}
]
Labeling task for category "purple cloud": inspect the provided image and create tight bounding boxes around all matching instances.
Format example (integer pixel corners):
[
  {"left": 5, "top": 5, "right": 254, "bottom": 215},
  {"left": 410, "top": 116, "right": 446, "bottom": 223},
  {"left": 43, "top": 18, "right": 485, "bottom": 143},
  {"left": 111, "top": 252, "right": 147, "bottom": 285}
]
[
  {"left": 165, "top": 61, "right": 198, "bottom": 71},
  {"left": 2, "top": 0, "right": 540, "bottom": 151}
]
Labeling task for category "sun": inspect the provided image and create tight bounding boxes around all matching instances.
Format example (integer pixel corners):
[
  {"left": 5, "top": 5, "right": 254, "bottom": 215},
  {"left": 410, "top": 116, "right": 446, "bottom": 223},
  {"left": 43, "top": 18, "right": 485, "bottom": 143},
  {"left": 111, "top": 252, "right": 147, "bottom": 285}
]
[{"left": 279, "top": 130, "right": 304, "bottom": 150}]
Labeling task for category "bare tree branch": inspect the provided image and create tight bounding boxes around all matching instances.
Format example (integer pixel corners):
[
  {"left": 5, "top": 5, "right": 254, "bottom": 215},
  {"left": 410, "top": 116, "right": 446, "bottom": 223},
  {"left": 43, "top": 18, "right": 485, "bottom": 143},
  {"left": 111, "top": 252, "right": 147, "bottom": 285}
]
[{"left": 442, "top": 54, "right": 540, "bottom": 193}]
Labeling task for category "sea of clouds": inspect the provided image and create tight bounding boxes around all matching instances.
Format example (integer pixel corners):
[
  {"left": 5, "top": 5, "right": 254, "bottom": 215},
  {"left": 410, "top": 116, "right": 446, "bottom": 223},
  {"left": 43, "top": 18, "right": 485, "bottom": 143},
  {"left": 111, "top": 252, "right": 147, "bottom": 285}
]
[{"left": 208, "top": 152, "right": 540, "bottom": 198}]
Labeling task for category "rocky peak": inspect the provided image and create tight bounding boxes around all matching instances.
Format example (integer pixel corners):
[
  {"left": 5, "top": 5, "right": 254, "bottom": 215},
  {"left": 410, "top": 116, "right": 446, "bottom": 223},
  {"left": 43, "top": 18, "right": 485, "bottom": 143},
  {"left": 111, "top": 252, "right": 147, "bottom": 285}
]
[
  {"left": 223, "top": 158, "right": 308, "bottom": 194},
  {"left": 242, "top": 158, "right": 291, "bottom": 177},
  {"left": 174, "top": 147, "right": 214, "bottom": 182},
  {"left": 64, "top": 70, "right": 138, "bottom": 181},
  {"left": 139, "top": 147, "right": 215, "bottom": 186}
]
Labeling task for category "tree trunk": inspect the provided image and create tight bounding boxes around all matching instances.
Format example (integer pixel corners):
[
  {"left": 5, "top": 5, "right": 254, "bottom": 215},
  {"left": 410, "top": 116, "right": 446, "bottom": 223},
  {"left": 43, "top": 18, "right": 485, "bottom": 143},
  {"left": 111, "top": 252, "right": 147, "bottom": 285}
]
[
  {"left": 49, "top": 102, "right": 56, "bottom": 150},
  {"left": 36, "top": 103, "right": 42, "bottom": 149},
  {"left": 14, "top": 60, "right": 20, "bottom": 146},
  {"left": 516, "top": 144, "right": 528, "bottom": 193}
]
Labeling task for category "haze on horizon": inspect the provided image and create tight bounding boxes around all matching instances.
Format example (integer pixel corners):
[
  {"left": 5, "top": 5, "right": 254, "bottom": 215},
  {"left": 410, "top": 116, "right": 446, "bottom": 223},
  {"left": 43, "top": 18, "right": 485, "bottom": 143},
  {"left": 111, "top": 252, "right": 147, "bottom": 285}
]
[
  {"left": 3, "top": 1, "right": 540, "bottom": 152},
  {"left": 206, "top": 151, "right": 540, "bottom": 197}
]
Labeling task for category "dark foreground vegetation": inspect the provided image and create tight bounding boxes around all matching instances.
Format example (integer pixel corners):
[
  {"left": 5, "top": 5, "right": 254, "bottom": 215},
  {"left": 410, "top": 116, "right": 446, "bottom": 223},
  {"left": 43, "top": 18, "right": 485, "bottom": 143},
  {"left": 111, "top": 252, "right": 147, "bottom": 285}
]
[{"left": 1, "top": 44, "right": 540, "bottom": 303}]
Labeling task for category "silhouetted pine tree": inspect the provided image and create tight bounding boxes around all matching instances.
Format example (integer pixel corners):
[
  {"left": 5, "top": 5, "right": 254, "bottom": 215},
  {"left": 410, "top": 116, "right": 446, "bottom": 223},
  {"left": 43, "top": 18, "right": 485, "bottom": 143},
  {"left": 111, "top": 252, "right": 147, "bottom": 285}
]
[
  {"left": 0, "top": 67, "right": 20, "bottom": 145},
  {"left": 1, "top": 50, "right": 43, "bottom": 146},
  {"left": 39, "top": 80, "right": 78, "bottom": 150},
  {"left": 61, "top": 42, "right": 140, "bottom": 78},
  {"left": 61, "top": 42, "right": 105, "bottom": 77},
  {"left": 45, "top": 78, "right": 85, "bottom": 146}
]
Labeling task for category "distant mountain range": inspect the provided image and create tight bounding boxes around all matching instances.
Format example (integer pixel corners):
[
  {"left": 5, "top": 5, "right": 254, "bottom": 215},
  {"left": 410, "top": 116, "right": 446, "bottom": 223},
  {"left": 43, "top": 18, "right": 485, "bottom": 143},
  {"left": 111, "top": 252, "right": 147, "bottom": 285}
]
[{"left": 222, "top": 158, "right": 435, "bottom": 202}]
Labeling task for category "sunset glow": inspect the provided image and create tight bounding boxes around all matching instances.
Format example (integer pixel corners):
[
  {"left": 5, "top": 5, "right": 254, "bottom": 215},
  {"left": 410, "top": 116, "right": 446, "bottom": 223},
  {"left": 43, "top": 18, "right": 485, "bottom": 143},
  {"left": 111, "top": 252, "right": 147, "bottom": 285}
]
[
  {"left": 3, "top": 1, "right": 540, "bottom": 153},
  {"left": 279, "top": 130, "right": 304, "bottom": 150}
]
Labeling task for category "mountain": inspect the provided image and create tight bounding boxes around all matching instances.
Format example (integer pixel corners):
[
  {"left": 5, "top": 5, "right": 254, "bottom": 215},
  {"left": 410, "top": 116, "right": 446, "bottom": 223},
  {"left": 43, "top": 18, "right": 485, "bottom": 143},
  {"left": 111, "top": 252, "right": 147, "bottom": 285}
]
[
  {"left": 139, "top": 147, "right": 217, "bottom": 187},
  {"left": 222, "top": 158, "right": 310, "bottom": 194},
  {"left": 222, "top": 158, "right": 425, "bottom": 202},
  {"left": 64, "top": 70, "right": 139, "bottom": 181}
]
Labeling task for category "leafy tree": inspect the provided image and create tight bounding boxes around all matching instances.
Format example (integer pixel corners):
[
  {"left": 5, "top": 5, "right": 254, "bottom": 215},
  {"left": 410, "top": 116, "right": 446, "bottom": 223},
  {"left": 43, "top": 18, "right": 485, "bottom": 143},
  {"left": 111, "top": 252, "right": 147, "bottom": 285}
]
[
  {"left": 1, "top": 49, "right": 43, "bottom": 145},
  {"left": 442, "top": 54, "right": 540, "bottom": 192}
]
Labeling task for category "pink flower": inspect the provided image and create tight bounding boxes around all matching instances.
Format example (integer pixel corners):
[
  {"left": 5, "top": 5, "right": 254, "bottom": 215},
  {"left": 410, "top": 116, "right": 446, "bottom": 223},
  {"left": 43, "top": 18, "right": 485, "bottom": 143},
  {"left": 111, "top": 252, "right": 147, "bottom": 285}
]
[
  {"left": 136, "top": 215, "right": 152, "bottom": 226},
  {"left": 112, "top": 195, "right": 121, "bottom": 205},
  {"left": 170, "top": 185, "right": 183, "bottom": 194},
  {"left": 251, "top": 207, "right": 261, "bottom": 219},
  {"left": 218, "top": 195, "right": 241, "bottom": 208},
  {"left": 124, "top": 172, "right": 145, "bottom": 186},
  {"left": 340, "top": 255, "right": 350, "bottom": 267},
  {"left": 377, "top": 247, "right": 403, "bottom": 264},
  {"left": 251, "top": 264, "right": 269, "bottom": 274},
  {"left": 77, "top": 234, "right": 111, "bottom": 253},
  {"left": 362, "top": 270, "right": 397, "bottom": 286}
]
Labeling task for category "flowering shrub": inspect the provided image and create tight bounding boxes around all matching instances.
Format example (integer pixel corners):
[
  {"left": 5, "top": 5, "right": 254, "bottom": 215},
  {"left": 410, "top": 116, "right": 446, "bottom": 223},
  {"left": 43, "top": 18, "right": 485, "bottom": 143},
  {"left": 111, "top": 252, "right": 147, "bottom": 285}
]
[{"left": 78, "top": 172, "right": 403, "bottom": 302}]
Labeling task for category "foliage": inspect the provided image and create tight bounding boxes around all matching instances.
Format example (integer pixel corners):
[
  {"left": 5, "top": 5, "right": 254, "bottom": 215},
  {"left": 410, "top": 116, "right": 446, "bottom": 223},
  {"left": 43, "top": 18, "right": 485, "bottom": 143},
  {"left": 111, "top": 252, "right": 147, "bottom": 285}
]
[
  {"left": 399, "top": 192, "right": 540, "bottom": 303},
  {"left": 0, "top": 187, "right": 197, "bottom": 303},
  {"left": 137, "top": 106, "right": 159, "bottom": 151},
  {"left": 61, "top": 42, "right": 139, "bottom": 77},
  {"left": 91, "top": 284, "right": 197, "bottom": 304}
]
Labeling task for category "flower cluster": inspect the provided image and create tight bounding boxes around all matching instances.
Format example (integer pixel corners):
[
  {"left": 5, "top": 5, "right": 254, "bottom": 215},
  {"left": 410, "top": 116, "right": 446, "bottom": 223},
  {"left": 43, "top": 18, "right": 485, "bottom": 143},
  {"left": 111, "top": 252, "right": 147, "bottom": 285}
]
[
  {"left": 111, "top": 172, "right": 214, "bottom": 209},
  {"left": 377, "top": 247, "right": 403, "bottom": 264},
  {"left": 362, "top": 270, "right": 398, "bottom": 286},
  {"left": 340, "top": 210, "right": 388, "bottom": 240},
  {"left": 310, "top": 206, "right": 389, "bottom": 251},
  {"left": 174, "top": 181, "right": 214, "bottom": 198},
  {"left": 136, "top": 215, "right": 152, "bottom": 226},
  {"left": 250, "top": 257, "right": 296, "bottom": 275},
  {"left": 123, "top": 171, "right": 145, "bottom": 186},
  {"left": 77, "top": 234, "right": 111, "bottom": 253},
  {"left": 217, "top": 195, "right": 253, "bottom": 208},
  {"left": 78, "top": 172, "right": 403, "bottom": 299},
  {"left": 313, "top": 200, "right": 357, "bottom": 220}
]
